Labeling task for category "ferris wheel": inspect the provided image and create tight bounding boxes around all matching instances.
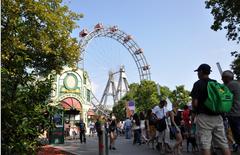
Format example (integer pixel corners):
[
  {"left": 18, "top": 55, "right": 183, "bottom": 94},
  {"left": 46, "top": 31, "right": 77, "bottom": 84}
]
[{"left": 78, "top": 23, "right": 151, "bottom": 113}]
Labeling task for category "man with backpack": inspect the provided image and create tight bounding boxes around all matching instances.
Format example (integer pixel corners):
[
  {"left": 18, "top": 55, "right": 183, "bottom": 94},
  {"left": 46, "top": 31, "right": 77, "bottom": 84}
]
[
  {"left": 190, "top": 64, "right": 230, "bottom": 155},
  {"left": 79, "top": 118, "right": 86, "bottom": 143},
  {"left": 222, "top": 70, "right": 240, "bottom": 152}
]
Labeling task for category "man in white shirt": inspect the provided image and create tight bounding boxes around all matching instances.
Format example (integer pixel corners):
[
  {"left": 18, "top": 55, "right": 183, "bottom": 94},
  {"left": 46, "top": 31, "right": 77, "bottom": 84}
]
[{"left": 154, "top": 100, "right": 172, "bottom": 153}]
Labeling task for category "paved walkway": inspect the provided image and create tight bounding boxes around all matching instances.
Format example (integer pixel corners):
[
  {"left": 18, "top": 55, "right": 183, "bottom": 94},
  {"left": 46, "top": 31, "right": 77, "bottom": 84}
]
[{"left": 51, "top": 136, "right": 239, "bottom": 155}]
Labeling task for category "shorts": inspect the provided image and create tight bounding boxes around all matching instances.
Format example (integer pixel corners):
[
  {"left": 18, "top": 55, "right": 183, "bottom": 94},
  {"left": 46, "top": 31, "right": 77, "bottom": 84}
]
[{"left": 196, "top": 114, "right": 229, "bottom": 150}]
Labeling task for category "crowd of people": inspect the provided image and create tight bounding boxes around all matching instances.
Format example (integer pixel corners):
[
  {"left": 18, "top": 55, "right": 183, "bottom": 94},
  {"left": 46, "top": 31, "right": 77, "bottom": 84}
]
[
  {"left": 64, "top": 118, "right": 87, "bottom": 143},
  {"left": 103, "top": 64, "right": 240, "bottom": 155},
  {"left": 63, "top": 64, "right": 239, "bottom": 155},
  {"left": 120, "top": 101, "right": 191, "bottom": 155}
]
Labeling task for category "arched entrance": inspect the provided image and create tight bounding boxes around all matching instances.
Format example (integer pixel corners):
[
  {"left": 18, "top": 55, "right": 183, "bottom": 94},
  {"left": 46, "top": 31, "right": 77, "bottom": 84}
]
[
  {"left": 61, "top": 97, "right": 82, "bottom": 124},
  {"left": 61, "top": 97, "right": 82, "bottom": 138}
]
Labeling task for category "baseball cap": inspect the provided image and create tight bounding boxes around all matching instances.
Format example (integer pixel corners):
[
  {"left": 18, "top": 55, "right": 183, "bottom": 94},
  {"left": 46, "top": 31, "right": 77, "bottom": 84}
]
[{"left": 194, "top": 64, "right": 212, "bottom": 73}]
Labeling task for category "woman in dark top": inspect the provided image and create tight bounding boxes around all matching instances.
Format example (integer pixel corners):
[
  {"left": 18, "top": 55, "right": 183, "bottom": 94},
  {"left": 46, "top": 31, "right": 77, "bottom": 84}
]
[
  {"left": 169, "top": 108, "right": 183, "bottom": 155},
  {"left": 132, "top": 113, "right": 141, "bottom": 145},
  {"left": 139, "top": 111, "right": 148, "bottom": 143},
  {"left": 146, "top": 109, "right": 157, "bottom": 149},
  {"left": 109, "top": 118, "right": 117, "bottom": 150}
]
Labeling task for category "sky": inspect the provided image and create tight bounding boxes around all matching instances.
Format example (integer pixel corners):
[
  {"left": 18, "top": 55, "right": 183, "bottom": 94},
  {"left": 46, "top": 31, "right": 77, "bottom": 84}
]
[{"left": 63, "top": 0, "right": 239, "bottom": 100}]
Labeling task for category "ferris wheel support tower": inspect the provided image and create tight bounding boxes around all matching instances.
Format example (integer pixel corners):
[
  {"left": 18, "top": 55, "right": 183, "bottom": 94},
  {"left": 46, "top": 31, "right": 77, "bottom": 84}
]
[{"left": 100, "top": 66, "right": 129, "bottom": 108}]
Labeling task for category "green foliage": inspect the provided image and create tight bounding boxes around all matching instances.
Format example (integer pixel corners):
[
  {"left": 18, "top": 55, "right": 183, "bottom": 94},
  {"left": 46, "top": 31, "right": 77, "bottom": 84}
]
[
  {"left": 205, "top": 0, "right": 240, "bottom": 79},
  {"left": 231, "top": 51, "right": 240, "bottom": 80},
  {"left": 170, "top": 85, "right": 191, "bottom": 107},
  {"left": 112, "top": 83, "right": 139, "bottom": 120},
  {"left": 113, "top": 81, "right": 191, "bottom": 120},
  {"left": 113, "top": 81, "right": 160, "bottom": 119},
  {"left": 159, "top": 86, "right": 172, "bottom": 100},
  {"left": 122, "top": 83, "right": 139, "bottom": 101},
  {"left": 112, "top": 100, "right": 126, "bottom": 121},
  {"left": 1, "top": 0, "right": 82, "bottom": 154},
  {"left": 135, "top": 80, "right": 159, "bottom": 112},
  {"left": 205, "top": 0, "right": 240, "bottom": 42}
]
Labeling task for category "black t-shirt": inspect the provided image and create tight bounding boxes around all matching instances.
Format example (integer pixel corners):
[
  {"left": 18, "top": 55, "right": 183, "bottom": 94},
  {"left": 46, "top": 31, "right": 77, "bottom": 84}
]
[
  {"left": 173, "top": 111, "right": 181, "bottom": 126},
  {"left": 109, "top": 121, "right": 116, "bottom": 132},
  {"left": 148, "top": 113, "right": 157, "bottom": 126},
  {"left": 190, "top": 78, "right": 218, "bottom": 115},
  {"left": 79, "top": 122, "right": 86, "bottom": 131}
]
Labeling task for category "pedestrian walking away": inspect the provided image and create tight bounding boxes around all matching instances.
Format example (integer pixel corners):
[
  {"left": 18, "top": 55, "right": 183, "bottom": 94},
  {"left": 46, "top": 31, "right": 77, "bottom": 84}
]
[
  {"left": 169, "top": 108, "right": 183, "bottom": 155},
  {"left": 124, "top": 117, "right": 132, "bottom": 139},
  {"left": 109, "top": 116, "right": 117, "bottom": 150},
  {"left": 222, "top": 70, "right": 240, "bottom": 152},
  {"left": 146, "top": 109, "right": 157, "bottom": 149},
  {"left": 88, "top": 120, "right": 95, "bottom": 137},
  {"left": 140, "top": 111, "right": 148, "bottom": 143},
  {"left": 191, "top": 64, "right": 231, "bottom": 155},
  {"left": 79, "top": 118, "right": 86, "bottom": 143},
  {"left": 132, "top": 113, "right": 142, "bottom": 145}
]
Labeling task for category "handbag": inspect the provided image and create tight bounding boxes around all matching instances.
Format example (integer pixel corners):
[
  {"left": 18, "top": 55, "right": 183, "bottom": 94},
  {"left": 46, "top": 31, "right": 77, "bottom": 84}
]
[
  {"left": 156, "top": 108, "right": 167, "bottom": 132},
  {"left": 156, "top": 117, "right": 167, "bottom": 132}
]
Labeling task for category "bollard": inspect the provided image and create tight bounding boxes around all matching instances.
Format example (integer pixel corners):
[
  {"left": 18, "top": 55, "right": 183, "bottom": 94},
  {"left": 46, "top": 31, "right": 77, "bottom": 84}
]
[
  {"left": 98, "top": 131, "right": 103, "bottom": 155},
  {"left": 105, "top": 126, "right": 109, "bottom": 155},
  {"left": 98, "top": 125, "right": 105, "bottom": 155}
]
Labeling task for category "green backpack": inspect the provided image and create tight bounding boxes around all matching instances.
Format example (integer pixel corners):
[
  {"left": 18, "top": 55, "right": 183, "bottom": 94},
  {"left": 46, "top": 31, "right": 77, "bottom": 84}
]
[{"left": 204, "top": 81, "right": 233, "bottom": 113}]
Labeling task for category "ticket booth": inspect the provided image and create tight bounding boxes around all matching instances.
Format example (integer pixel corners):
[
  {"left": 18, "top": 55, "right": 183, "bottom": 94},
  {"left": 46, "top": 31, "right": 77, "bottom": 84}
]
[{"left": 49, "top": 111, "right": 64, "bottom": 144}]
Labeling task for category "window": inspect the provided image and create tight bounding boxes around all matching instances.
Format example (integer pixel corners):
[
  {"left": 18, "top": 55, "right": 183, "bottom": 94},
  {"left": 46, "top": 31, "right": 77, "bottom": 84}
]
[
  {"left": 83, "top": 76, "right": 86, "bottom": 84},
  {"left": 87, "top": 89, "right": 91, "bottom": 102}
]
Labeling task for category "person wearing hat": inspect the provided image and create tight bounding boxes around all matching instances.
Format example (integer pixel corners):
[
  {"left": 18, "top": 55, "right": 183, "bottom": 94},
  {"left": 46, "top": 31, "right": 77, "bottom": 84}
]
[
  {"left": 222, "top": 70, "right": 240, "bottom": 152},
  {"left": 190, "top": 64, "right": 230, "bottom": 155}
]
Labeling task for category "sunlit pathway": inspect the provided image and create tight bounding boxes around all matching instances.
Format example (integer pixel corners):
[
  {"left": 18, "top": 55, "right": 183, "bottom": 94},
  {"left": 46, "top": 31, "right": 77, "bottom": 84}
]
[{"left": 51, "top": 135, "right": 239, "bottom": 155}]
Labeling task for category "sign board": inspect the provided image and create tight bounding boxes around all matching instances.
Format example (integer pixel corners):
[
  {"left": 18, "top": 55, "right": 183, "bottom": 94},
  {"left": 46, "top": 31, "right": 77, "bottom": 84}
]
[
  {"left": 126, "top": 100, "right": 135, "bottom": 117},
  {"left": 128, "top": 100, "right": 135, "bottom": 111}
]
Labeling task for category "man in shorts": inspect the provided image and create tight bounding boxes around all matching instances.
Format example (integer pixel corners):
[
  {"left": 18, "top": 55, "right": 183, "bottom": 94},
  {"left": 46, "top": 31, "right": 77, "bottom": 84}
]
[{"left": 190, "top": 64, "right": 230, "bottom": 155}]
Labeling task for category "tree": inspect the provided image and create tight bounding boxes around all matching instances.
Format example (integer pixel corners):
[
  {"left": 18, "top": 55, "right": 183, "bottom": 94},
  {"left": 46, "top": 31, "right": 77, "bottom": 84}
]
[
  {"left": 113, "top": 81, "right": 159, "bottom": 118},
  {"left": 205, "top": 0, "right": 240, "bottom": 78},
  {"left": 159, "top": 86, "right": 172, "bottom": 100},
  {"left": 113, "top": 81, "right": 191, "bottom": 119},
  {"left": 112, "top": 100, "right": 126, "bottom": 121},
  {"left": 122, "top": 83, "right": 139, "bottom": 101},
  {"left": 231, "top": 51, "right": 240, "bottom": 80},
  {"left": 112, "top": 83, "right": 139, "bottom": 120},
  {"left": 169, "top": 85, "right": 191, "bottom": 107},
  {"left": 205, "top": 0, "right": 240, "bottom": 42},
  {"left": 135, "top": 80, "right": 159, "bottom": 112},
  {"left": 1, "top": 0, "right": 82, "bottom": 154}
]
